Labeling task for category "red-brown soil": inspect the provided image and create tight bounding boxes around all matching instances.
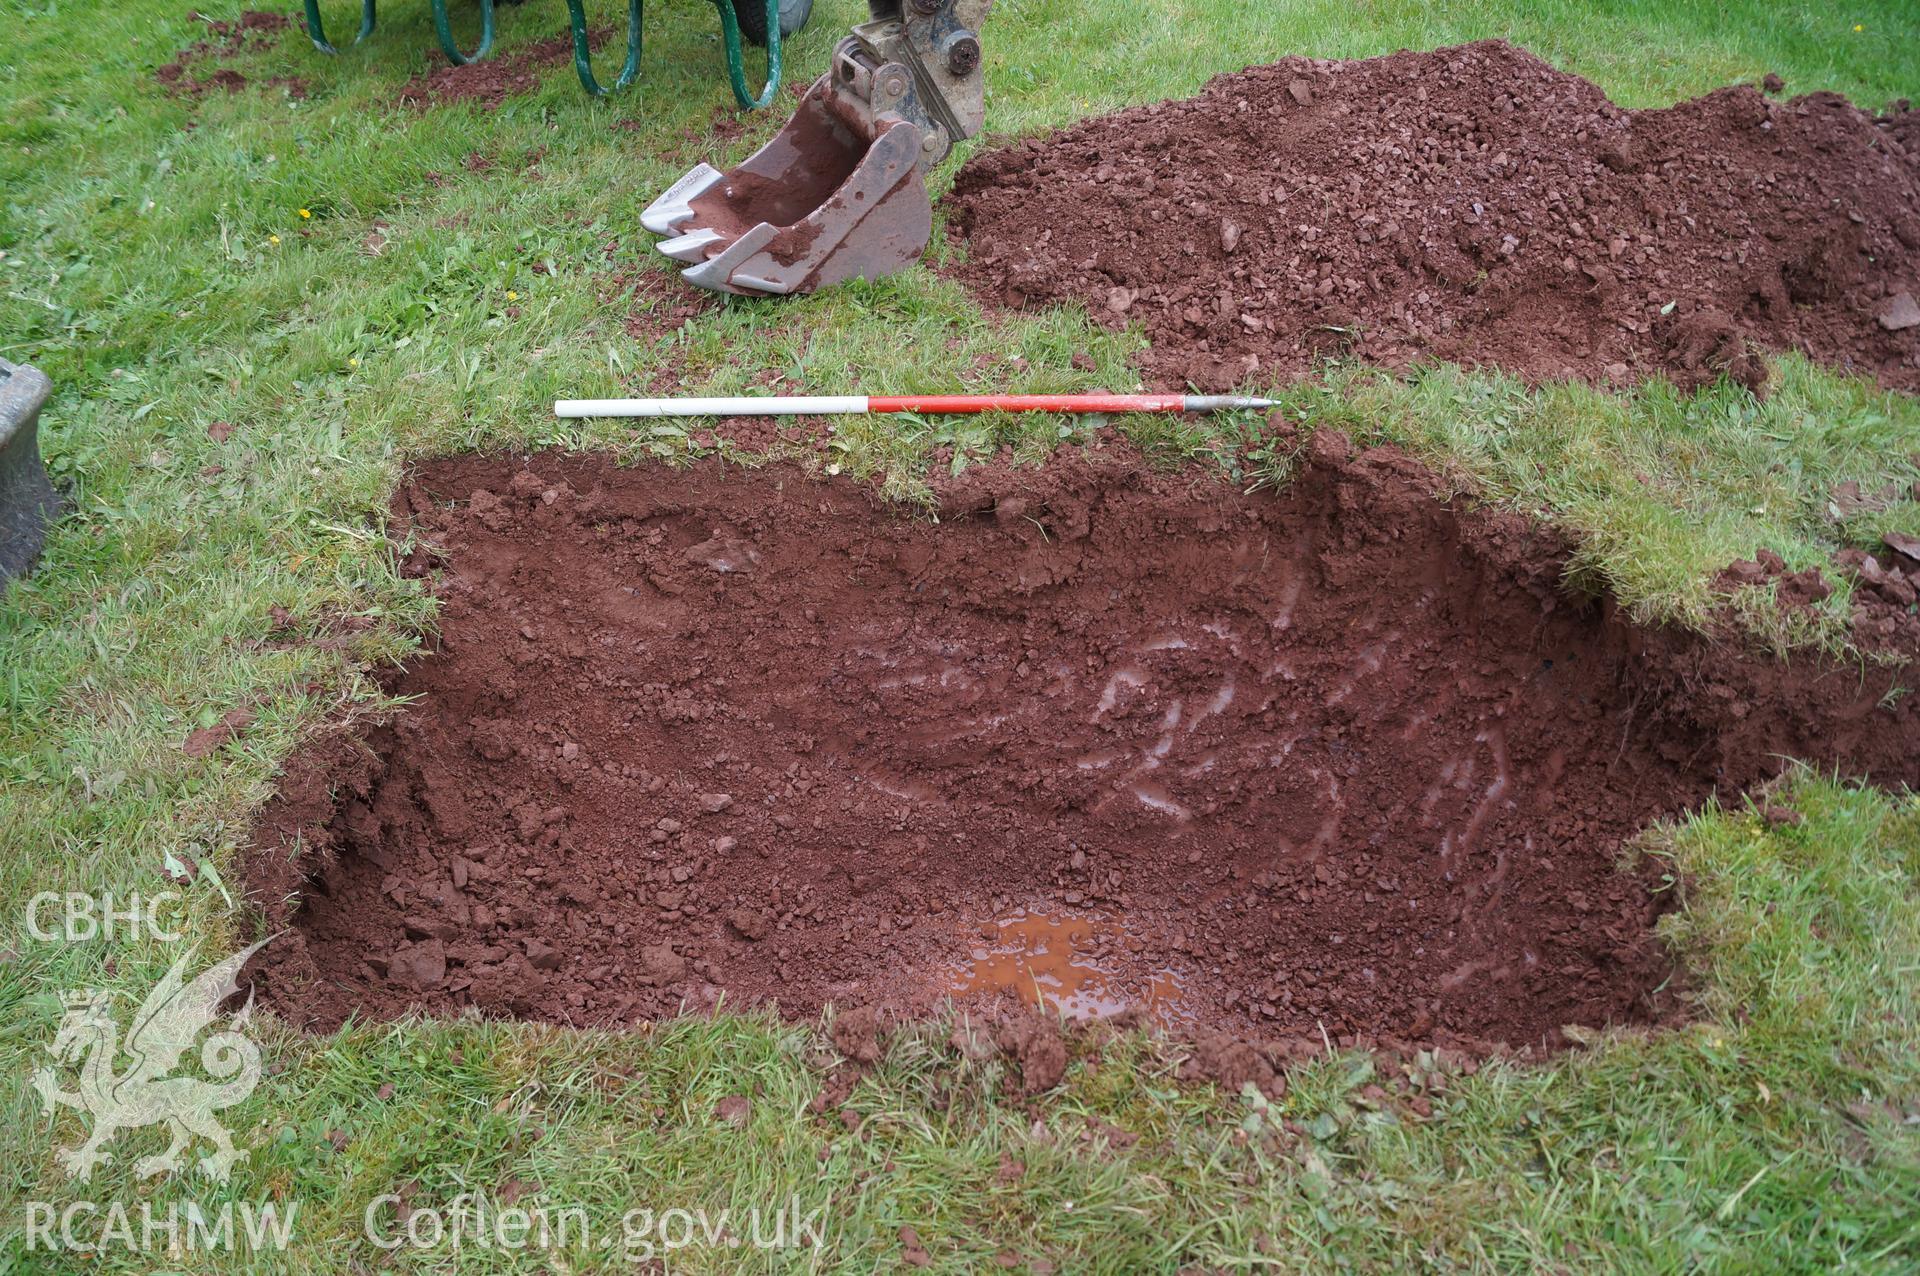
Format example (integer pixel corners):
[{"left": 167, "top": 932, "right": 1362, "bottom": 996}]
[
  {"left": 1721, "top": 535, "right": 1920, "bottom": 656},
  {"left": 245, "top": 441, "right": 1919, "bottom": 1056},
  {"left": 397, "top": 29, "right": 601, "bottom": 110},
  {"left": 157, "top": 8, "right": 307, "bottom": 98},
  {"left": 1844, "top": 532, "right": 1920, "bottom": 640},
  {"left": 945, "top": 41, "right": 1920, "bottom": 394}
]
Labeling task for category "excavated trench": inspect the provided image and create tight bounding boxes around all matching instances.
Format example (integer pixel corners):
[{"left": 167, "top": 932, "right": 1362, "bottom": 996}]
[{"left": 246, "top": 441, "right": 1919, "bottom": 1054}]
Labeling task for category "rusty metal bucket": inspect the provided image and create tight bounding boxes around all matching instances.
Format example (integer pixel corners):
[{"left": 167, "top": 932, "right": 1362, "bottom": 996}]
[
  {"left": 641, "top": 76, "right": 933, "bottom": 297},
  {"left": 642, "top": 1, "right": 990, "bottom": 297}
]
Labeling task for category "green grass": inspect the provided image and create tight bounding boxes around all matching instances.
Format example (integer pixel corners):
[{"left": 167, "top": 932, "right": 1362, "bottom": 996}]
[{"left": 2, "top": 0, "right": 1919, "bottom": 1269}]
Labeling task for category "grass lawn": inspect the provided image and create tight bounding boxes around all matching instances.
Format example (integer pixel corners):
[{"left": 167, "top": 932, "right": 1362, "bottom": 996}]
[{"left": 3, "top": 0, "right": 1919, "bottom": 1269}]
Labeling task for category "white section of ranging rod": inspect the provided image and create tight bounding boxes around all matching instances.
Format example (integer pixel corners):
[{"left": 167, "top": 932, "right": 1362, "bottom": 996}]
[
  {"left": 553, "top": 395, "right": 1277, "bottom": 419},
  {"left": 554, "top": 396, "right": 870, "bottom": 419}
]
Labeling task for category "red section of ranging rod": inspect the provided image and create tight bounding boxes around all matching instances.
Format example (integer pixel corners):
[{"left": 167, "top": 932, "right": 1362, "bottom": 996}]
[{"left": 866, "top": 393, "right": 1191, "bottom": 414}]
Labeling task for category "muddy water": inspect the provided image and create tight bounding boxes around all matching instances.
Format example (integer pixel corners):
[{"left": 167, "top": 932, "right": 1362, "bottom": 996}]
[{"left": 946, "top": 912, "right": 1189, "bottom": 1027}]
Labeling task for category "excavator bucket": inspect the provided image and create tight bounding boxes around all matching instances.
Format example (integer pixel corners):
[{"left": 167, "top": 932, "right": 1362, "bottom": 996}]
[
  {"left": 641, "top": 78, "right": 932, "bottom": 297},
  {"left": 642, "top": 0, "right": 991, "bottom": 298}
]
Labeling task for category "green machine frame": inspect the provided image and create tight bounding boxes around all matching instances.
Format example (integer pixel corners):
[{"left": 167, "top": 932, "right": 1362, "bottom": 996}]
[{"left": 300, "top": 0, "right": 783, "bottom": 106}]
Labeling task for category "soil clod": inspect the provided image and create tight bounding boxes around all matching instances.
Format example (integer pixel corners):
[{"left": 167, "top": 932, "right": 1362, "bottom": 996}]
[{"left": 995, "top": 1013, "right": 1069, "bottom": 1093}]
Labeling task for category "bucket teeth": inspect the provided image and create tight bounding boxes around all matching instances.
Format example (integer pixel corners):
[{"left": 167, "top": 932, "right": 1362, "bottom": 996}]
[
  {"left": 640, "top": 163, "right": 725, "bottom": 236},
  {"left": 682, "top": 224, "right": 792, "bottom": 297},
  {"left": 657, "top": 227, "right": 727, "bottom": 264}
]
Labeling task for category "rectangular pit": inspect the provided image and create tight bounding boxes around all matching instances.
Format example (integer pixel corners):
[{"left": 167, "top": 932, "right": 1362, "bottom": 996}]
[{"left": 245, "top": 440, "right": 1919, "bottom": 1052}]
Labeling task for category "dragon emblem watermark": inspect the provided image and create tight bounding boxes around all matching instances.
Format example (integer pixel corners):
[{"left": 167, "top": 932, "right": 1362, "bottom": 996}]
[{"left": 32, "top": 938, "right": 274, "bottom": 1183}]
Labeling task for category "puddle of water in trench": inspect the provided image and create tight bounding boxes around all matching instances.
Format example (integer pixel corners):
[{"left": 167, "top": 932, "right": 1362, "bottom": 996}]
[{"left": 946, "top": 911, "right": 1188, "bottom": 1027}]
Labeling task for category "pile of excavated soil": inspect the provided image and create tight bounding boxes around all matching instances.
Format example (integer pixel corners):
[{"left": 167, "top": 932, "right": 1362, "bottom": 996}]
[
  {"left": 946, "top": 41, "right": 1920, "bottom": 393},
  {"left": 245, "top": 441, "right": 1919, "bottom": 1056}
]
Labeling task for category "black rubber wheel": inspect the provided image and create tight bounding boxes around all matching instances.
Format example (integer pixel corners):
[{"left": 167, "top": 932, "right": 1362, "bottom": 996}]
[{"left": 730, "top": 0, "right": 812, "bottom": 46}]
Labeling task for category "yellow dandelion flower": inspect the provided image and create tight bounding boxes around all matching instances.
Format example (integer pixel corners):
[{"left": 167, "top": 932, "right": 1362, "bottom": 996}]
[
  {"left": 298, "top": 208, "right": 312, "bottom": 219},
  {"left": 269, "top": 234, "right": 281, "bottom": 244},
  {"left": 1854, "top": 23, "right": 1864, "bottom": 31},
  {"left": 348, "top": 357, "right": 360, "bottom": 368},
  {"left": 506, "top": 290, "right": 519, "bottom": 301}
]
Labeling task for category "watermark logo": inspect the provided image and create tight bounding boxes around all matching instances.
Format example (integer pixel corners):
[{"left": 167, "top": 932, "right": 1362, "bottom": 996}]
[
  {"left": 32, "top": 937, "right": 273, "bottom": 1183},
  {"left": 25, "top": 891, "right": 184, "bottom": 943},
  {"left": 27, "top": 1199, "right": 299, "bottom": 1256},
  {"left": 362, "top": 1192, "right": 830, "bottom": 1261}
]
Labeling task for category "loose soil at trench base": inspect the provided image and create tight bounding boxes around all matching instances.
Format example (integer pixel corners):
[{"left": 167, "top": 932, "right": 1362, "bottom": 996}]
[
  {"left": 244, "top": 439, "right": 1920, "bottom": 1084},
  {"left": 946, "top": 41, "right": 1920, "bottom": 394}
]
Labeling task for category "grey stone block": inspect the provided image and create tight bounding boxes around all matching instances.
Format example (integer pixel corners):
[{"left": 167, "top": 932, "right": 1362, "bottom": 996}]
[{"left": 0, "top": 357, "right": 58, "bottom": 583}]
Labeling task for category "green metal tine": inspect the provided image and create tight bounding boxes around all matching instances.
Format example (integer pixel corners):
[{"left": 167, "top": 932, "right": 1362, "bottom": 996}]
[
  {"left": 302, "top": 0, "right": 784, "bottom": 103},
  {"left": 430, "top": 0, "right": 495, "bottom": 64},
  {"left": 566, "top": 0, "right": 644, "bottom": 96},
  {"left": 301, "top": 0, "right": 377, "bottom": 55},
  {"left": 715, "top": 0, "right": 781, "bottom": 110}
]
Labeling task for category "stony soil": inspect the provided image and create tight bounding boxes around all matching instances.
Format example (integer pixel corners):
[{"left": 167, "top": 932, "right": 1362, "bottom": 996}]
[
  {"left": 245, "top": 440, "right": 1919, "bottom": 1059},
  {"left": 946, "top": 41, "right": 1920, "bottom": 394},
  {"left": 1721, "top": 533, "right": 1920, "bottom": 656}
]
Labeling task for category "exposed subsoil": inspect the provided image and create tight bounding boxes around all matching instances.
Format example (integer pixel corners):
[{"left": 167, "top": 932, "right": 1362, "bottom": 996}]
[
  {"left": 397, "top": 28, "right": 602, "bottom": 110},
  {"left": 1721, "top": 533, "right": 1920, "bottom": 657},
  {"left": 946, "top": 41, "right": 1920, "bottom": 394},
  {"left": 246, "top": 440, "right": 1919, "bottom": 1062}
]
